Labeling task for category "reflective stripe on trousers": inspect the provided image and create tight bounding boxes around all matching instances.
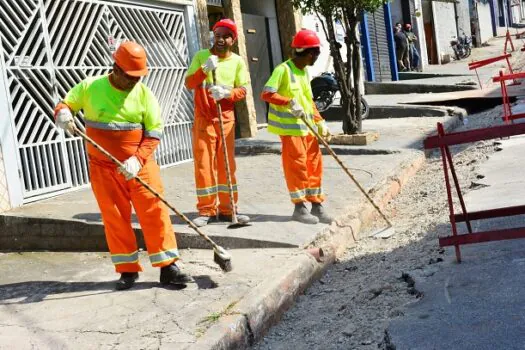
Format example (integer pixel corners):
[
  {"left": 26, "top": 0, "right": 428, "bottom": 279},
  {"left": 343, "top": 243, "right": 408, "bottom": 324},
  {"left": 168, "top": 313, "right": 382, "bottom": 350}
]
[
  {"left": 280, "top": 133, "right": 324, "bottom": 204},
  {"left": 90, "top": 160, "right": 179, "bottom": 273}
]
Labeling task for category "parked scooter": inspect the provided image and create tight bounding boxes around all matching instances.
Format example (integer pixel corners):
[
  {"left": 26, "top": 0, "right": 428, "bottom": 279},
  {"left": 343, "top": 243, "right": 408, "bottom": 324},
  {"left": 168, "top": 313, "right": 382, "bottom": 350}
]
[
  {"left": 310, "top": 72, "right": 370, "bottom": 119},
  {"left": 450, "top": 33, "right": 472, "bottom": 60}
]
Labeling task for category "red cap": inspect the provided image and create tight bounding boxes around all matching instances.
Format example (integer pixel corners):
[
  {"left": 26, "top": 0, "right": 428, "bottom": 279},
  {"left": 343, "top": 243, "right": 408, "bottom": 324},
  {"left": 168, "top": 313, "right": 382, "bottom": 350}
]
[
  {"left": 291, "top": 29, "right": 321, "bottom": 49},
  {"left": 212, "top": 19, "right": 238, "bottom": 39}
]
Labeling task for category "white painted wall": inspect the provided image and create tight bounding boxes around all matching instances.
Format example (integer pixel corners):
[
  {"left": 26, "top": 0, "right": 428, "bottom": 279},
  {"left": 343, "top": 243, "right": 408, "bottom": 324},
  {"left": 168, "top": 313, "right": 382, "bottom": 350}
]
[
  {"left": 432, "top": 1, "right": 457, "bottom": 62},
  {"left": 0, "top": 59, "right": 23, "bottom": 209},
  {"left": 477, "top": 2, "right": 494, "bottom": 45},
  {"left": 411, "top": 0, "right": 428, "bottom": 70},
  {"left": 511, "top": 2, "right": 522, "bottom": 23}
]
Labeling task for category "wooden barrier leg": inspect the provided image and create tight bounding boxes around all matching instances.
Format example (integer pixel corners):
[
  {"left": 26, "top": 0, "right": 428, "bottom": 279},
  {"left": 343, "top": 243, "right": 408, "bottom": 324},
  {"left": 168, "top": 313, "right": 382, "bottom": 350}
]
[
  {"left": 505, "top": 57, "right": 520, "bottom": 85},
  {"left": 444, "top": 146, "right": 473, "bottom": 234},
  {"left": 475, "top": 68, "right": 482, "bottom": 89},
  {"left": 438, "top": 123, "right": 462, "bottom": 263},
  {"left": 499, "top": 71, "right": 510, "bottom": 123}
]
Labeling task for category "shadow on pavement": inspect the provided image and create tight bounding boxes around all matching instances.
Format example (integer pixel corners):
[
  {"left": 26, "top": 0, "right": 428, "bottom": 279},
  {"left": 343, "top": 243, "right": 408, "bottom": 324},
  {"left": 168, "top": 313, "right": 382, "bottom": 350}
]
[{"left": 0, "top": 275, "right": 218, "bottom": 304}]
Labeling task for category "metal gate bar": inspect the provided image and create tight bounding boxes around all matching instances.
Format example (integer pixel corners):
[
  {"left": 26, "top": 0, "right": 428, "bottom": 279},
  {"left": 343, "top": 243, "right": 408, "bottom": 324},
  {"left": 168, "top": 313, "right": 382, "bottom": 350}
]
[{"left": 0, "top": 0, "right": 194, "bottom": 202}]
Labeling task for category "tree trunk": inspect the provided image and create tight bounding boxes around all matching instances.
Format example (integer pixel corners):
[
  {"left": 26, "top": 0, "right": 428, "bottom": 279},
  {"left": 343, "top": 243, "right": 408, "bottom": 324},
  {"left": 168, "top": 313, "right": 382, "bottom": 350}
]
[
  {"left": 322, "top": 11, "right": 353, "bottom": 134},
  {"left": 350, "top": 16, "right": 362, "bottom": 133},
  {"left": 342, "top": 8, "right": 361, "bottom": 134}
]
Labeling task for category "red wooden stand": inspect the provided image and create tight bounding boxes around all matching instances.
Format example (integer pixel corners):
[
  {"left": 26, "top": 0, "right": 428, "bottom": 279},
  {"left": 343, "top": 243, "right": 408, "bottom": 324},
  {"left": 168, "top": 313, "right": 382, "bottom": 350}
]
[
  {"left": 492, "top": 71, "right": 525, "bottom": 123},
  {"left": 424, "top": 122, "right": 525, "bottom": 262},
  {"left": 504, "top": 29, "right": 515, "bottom": 53},
  {"left": 468, "top": 53, "right": 514, "bottom": 89}
]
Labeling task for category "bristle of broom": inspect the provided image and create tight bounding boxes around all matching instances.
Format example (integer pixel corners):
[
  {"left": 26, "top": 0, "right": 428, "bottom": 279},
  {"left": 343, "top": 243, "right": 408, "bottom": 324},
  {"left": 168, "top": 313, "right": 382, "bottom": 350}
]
[{"left": 213, "top": 247, "right": 232, "bottom": 272}]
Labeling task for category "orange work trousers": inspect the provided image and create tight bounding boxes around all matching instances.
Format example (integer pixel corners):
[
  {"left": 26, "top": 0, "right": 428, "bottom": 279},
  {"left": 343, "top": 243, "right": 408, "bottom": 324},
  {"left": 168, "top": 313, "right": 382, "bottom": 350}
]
[
  {"left": 89, "top": 159, "right": 179, "bottom": 273},
  {"left": 192, "top": 116, "right": 238, "bottom": 216},
  {"left": 280, "top": 133, "right": 325, "bottom": 204}
]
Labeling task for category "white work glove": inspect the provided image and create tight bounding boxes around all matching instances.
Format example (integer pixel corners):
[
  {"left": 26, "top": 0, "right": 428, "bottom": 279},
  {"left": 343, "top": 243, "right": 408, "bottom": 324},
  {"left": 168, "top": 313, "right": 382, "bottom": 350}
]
[
  {"left": 316, "top": 120, "right": 331, "bottom": 137},
  {"left": 56, "top": 108, "right": 75, "bottom": 134},
  {"left": 289, "top": 98, "right": 304, "bottom": 117},
  {"left": 202, "top": 55, "right": 219, "bottom": 73},
  {"left": 209, "top": 85, "right": 232, "bottom": 100},
  {"left": 118, "top": 156, "right": 142, "bottom": 181}
]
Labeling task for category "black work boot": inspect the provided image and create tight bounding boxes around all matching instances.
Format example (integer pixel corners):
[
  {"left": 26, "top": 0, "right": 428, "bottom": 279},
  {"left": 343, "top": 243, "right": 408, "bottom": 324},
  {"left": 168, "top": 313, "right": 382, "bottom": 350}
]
[
  {"left": 311, "top": 203, "right": 334, "bottom": 224},
  {"left": 160, "top": 263, "right": 194, "bottom": 285},
  {"left": 292, "top": 203, "right": 319, "bottom": 224},
  {"left": 115, "top": 272, "right": 139, "bottom": 291}
]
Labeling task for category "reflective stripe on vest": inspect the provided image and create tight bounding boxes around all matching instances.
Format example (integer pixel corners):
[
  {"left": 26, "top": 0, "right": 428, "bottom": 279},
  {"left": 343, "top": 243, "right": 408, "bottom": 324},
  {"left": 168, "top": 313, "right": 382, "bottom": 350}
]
[
  {"left": 267, "top": 61, "right": 315, "bottom": 136},
  {"left": 85, "top": 120, "right": 163, "bottom": 140}
]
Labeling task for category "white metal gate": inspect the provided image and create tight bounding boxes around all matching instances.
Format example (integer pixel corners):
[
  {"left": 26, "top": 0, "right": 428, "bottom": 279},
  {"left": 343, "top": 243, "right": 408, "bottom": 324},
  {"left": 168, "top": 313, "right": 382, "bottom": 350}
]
[{"left": 0, "top": 0, "right": 194, "bottom": 203}]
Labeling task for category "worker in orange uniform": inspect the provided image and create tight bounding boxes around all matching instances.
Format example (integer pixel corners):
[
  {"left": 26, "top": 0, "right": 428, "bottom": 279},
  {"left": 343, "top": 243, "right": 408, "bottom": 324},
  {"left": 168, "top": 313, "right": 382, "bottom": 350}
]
[
  {"left": 185, "top": 19, "right": 250, "bottom": 227},
  {"left": 54, "top": 41, "right": 192, "bottom": 290},
  {"left": 261, "top": 29, "right": 333, "bottom": 225}
]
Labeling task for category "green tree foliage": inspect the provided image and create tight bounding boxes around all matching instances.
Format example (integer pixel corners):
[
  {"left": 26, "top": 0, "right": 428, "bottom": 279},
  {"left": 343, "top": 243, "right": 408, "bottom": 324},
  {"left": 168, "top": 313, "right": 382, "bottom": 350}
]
[{"left": 291, "top": 0, "right": 389, "bottom": 134}]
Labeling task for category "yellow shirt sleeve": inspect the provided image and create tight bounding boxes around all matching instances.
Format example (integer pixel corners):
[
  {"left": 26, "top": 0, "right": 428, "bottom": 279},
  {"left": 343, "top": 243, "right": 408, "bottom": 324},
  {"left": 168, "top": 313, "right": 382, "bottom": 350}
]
[
  {"left": 141, "top": 85, "right": 163, "bottom": 139},
  {"left": 187, "top": 50, "right": 208, "bottom": 76},
  {"left": 63, "top": 80, "right": 87, "bottom": 113},
  {"left": 263, "top": 64, "right": 287, "bottom": 93},
  {"left": 235, "top": 57, "right": 249, "bottom": 88}
]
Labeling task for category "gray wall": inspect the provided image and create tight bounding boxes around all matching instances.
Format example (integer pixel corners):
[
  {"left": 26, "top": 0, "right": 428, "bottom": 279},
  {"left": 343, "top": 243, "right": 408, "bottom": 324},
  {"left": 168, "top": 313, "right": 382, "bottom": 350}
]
[
  {"left": 456, "top": 1, "right": 472, "bottom": 37},
  {"left": 477, "top": 1, "right": 494, "bottom": 44},
  {"left": 391, "top": 0, "right": 404, "bottom": 26},
  {"left": 240, "top": 0, "right": 282, "bottom": 68}
]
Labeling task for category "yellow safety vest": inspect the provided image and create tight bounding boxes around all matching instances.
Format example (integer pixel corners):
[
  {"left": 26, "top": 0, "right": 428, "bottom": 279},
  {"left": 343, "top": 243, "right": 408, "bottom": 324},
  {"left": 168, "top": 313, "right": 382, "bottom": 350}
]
[{"left": 263, "top": 60, "right": 316, "bottom": 136}]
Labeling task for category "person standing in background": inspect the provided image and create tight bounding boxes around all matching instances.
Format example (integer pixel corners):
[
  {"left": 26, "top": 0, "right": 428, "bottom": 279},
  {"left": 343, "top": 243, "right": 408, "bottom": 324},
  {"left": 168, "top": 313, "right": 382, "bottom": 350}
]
[
  {"left": 404, "top": 23, "right": 420, "bottom": 71},
  {"left": 394, "top": 26, "right": 410, "bottom": 71}
]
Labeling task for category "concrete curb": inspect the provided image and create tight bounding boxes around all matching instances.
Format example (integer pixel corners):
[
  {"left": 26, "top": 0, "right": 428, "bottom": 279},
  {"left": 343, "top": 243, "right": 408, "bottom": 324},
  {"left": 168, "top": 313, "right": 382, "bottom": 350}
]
[
  {"left": 192, "top": 152, "right": 425, "bottom": 349},
  {"left": 0, "top": 214, "right": 298, "bottom": 251},
  {"left": 365, "top": 81, "right": 477, "bottom": 95},
  {"left": 191, "top": 115, "right": 462, "bottom": 349},
  {"left": 321, "top": 104, "right": 466, "bottom": 122},
  {"left": 235, "top": 141, "right": 399, "bottom": 156}
]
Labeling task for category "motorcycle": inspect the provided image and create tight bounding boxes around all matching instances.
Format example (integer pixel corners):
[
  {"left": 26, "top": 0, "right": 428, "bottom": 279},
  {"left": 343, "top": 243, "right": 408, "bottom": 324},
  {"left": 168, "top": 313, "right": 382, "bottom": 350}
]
[
  {"left": 310, "top": 72, "right": 370, "bottom": 119},
  {"left": 450, "top": 33, "right": 472, "bottom": 60}
]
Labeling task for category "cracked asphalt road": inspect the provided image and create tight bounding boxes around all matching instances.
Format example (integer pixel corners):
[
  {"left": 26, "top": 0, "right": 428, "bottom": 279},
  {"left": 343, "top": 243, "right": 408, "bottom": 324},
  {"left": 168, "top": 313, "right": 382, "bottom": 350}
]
[{"left": 253, "top": 106, "right": 502, "bottom": 350}]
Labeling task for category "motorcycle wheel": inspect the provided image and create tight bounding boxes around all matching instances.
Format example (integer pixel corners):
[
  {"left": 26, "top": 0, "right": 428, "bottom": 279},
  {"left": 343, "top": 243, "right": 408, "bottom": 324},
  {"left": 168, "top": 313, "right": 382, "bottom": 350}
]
[
  {"left": 313, "top": 90, "right": 334, "bottom": 112},
  {"left": 361, "top": 97, "right": 370, "bottom": 120},
  {"left": 462, "top": 48, "right": 471, "bottom": 59}
]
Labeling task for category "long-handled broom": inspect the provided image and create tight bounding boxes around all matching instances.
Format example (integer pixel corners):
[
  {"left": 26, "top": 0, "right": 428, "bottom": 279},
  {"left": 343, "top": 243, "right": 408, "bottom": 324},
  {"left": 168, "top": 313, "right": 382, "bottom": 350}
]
[
  {"left": 212, "top": 69, "right": 250, "bottom": 229},
  {"left": 299, "top": 114, "right": 395, "bottom": 238},
  {"left": 70, "top": 124, "right": 233, "bottom": 272}
]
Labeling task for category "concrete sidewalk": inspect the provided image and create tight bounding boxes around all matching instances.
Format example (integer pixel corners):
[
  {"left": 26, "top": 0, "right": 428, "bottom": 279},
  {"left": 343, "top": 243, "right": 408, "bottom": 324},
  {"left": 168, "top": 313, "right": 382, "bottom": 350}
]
[
  {"left": 387, "top": 135, "right": 525, "bottom": 349},
  {"left": 0, "top": 117, "right": 456, "bottom": 252},
  {"left": 364, "top": 35, "right": 525, "bottom": 112},
  {"left": 0, "top": 114, "right": 459, "bottom": 349}
]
